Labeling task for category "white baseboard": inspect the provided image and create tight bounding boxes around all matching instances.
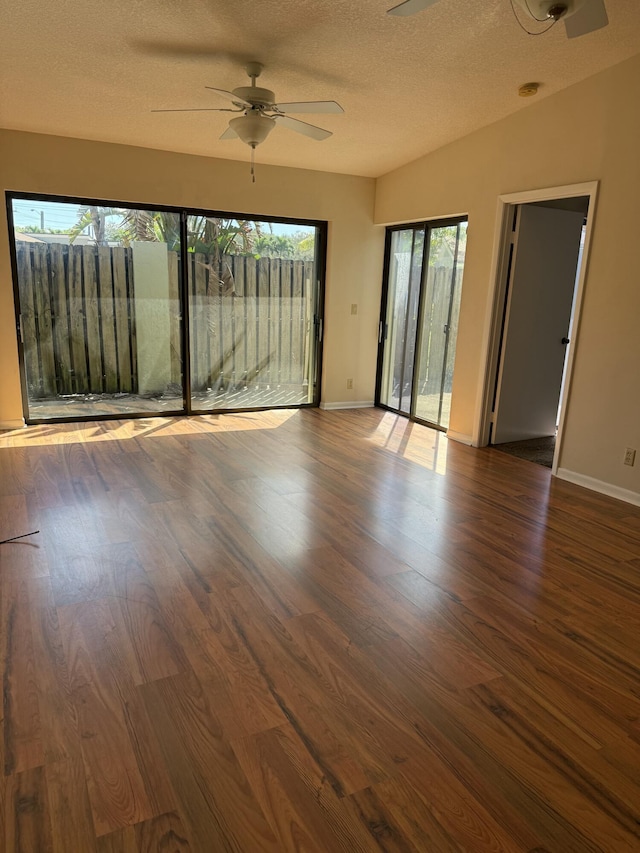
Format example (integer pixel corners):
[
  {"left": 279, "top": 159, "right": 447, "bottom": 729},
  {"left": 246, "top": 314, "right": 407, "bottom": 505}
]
[
  {"left": 556, "top": 468, "right": 640, "bottom": 508},
  {"left": 320, "top": 401, "right": 375, "bottom": 411},
  {"left": 0, "top": 419, "right": 26, "bottom": 431},
  {"left": 446, "top": 430, "right": 473, "bottom": 446}
]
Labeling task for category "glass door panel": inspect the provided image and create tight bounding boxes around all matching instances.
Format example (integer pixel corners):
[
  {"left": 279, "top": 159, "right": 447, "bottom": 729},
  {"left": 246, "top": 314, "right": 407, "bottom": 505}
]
[
  {"left": 379, "top": 228, "right": 424, "bottom": 415},
  {"left": 188, "top": 217, "right": 320, "bottom": 412},
  {"left": 414, "top": 222, "right": 467, "bottom": 429},
  {"left": 442, "top": 223, "right": 466, "bottom": 426},
  {"left": 377, "top": 217, "right": 467, "bottom": 430},
  {"left": 11, "top": 200, "right": 183, "bottom": 420},
  {"left": 10, "top": 196, "right": 325, "bottom": 423}
]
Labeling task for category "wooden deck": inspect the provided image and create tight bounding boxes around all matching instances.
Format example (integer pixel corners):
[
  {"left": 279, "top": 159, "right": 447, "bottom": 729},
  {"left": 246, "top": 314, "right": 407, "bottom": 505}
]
[{"left": 1, "top": 408, "right": 639, "bottom": 851}]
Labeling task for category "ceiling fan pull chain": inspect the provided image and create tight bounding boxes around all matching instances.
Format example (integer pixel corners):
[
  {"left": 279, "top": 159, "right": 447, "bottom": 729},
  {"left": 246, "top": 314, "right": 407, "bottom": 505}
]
[{"left": 251, "top": 145, "right": 256, "bottom": 183}]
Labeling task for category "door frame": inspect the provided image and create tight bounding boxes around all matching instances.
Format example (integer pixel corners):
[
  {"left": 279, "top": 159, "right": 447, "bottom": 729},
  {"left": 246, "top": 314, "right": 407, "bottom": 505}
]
[
  {"left": 474, "top": 181, "right": 599, "bottom": 474},
  {"left": 375, "top": 216, "right": 468, "bottom": 430}
]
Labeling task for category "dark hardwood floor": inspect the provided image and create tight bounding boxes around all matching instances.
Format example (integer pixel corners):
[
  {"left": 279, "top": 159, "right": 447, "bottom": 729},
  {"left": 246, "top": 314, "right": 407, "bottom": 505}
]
[{"left": 1, "top": 407, "right": 639, "bottom": 852}]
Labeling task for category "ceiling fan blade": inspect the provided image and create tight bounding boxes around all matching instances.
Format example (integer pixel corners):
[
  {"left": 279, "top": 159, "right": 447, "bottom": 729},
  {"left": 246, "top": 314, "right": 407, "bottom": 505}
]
[
  {"left": 272, "top": 100, "right": 344, "bottom": 115},
  {"left": 220, "top": 126, "right": 238, "bottom": 140},
  {"left": 273, "top": 115, "right": 332, "bottom": 141},
  {"left": 151, "top": 108, "right": 227, "bottom": 113},
  {"left": 564, "top": 0, "right": 608, "bottom": 38},
  {"left": 204, "top": 87, "right": 253, "bottom": 108},
  {"left": 387, "top": 0, "right": 440, "bottom": 17}
]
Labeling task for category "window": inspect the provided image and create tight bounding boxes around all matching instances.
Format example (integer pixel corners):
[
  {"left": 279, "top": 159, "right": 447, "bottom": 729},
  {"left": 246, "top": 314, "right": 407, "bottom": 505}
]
[{"left": 8, "top": 196, "right": 325, "bottom": 422}]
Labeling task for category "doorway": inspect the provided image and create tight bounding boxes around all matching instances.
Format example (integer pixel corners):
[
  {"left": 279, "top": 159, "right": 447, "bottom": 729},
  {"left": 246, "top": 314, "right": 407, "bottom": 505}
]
[
  {"left": 376, "top": 217, "right": 467, "bottom": 431},
  {"left": 478, "top": 183, "right": 597, "bottom": 472}
]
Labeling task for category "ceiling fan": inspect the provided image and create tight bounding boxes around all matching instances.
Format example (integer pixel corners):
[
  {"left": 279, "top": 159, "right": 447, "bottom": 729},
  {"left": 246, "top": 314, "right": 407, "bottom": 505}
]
[
  {"left": 152, "top": 62, "right": 343, "bottom": 178},
  {"left": 387, "top": 0, "right": 609, "bottom": 39}
]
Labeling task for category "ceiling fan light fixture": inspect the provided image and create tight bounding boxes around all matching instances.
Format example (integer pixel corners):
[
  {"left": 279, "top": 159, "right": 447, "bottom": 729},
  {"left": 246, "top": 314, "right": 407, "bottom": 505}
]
[{"left": 229, "top": 113, "right": 276, "bottom": 147}]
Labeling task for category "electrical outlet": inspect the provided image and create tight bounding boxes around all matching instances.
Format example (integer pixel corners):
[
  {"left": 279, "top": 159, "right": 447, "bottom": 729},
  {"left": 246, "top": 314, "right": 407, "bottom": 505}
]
[
  {"left": 624, "top": 447, "right": 636, "bottom": 466},
  {"left": 346, "top": 378, "right": 353, "bottom": 390},
  {"left": 350, "top": 303, "right": 358, "bottom": 315}
]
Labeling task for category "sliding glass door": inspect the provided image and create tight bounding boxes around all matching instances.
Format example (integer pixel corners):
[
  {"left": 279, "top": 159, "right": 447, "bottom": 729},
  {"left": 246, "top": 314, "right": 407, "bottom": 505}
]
[
  {"left": 187, "top": 216, "right": 320, "bottom": 411},
  {"left": 377, "top": 217, "right": 467, "bottom": 430},
  {"left": 10, "top": 201, "right": 183, "bottom": 420},
  {"left": 8, "top": 195, "right": 324, "bottom": 422},
  {"left": 378, "top": 229, "right": 424, "bottom": 415}
]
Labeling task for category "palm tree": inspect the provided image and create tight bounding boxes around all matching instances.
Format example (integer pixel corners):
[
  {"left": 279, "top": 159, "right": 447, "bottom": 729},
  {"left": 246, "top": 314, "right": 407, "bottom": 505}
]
[
  {"left": 69, "top": 206, "right": 259, "bottom": 259},
  {"left": 68, "top": 205, "right": 117, "bottom": 246}
]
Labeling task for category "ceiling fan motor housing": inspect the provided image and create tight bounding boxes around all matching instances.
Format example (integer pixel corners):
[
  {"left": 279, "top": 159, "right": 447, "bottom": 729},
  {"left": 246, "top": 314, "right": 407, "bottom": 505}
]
[
  {"left": 232, "top": 86, "right": 276, "bottom": 108},
  {"left": 514, "top": 0, "right": 584, "bottom": 19}
]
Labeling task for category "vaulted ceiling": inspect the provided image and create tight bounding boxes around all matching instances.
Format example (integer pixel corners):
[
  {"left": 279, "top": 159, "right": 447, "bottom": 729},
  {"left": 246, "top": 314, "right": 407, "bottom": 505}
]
[{"left": 2, "top": 0, "right": 640, "bottom": 177}]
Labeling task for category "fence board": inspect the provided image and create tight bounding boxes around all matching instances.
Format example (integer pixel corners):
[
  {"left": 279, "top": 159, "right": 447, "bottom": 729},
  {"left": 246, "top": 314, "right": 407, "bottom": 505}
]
[
  {"left": 244, "top": 257, "right": 258, "bottom": 387},
  {"left": 68, "top": 245, "right": 89, "bottom": 393},
  {"left": 257, "top": 257, "right": 271, "bottom": 388},
  {"left": 432, "top": 268, "right": 451, "bottom": 388},
  {"left": 17, "top": 246, "right": 39, "bottom": 395},
  {"left": 188, "top": 253, "right": 199, "bottom": 390},
  {"left": 230, "top": 257, "right": 247, "bottom": 384},
  {"left": 97, "top": 247, "right": 118, "bottom": 393},
  {"left": 269, "top": 259, "right": 281, "bottom": 388},
  {"left": 301, "top": 261, "right": 313, "bottom": 389},
  {"left": 125, "top": 249, "right": 138, "bottom": 391},
  {"left": 215, "top": 258, "right": 238, "bottom": 390},
  {"left": 445, "top": 264, "right": 464, "bottom": 390},
  {"left": 50, "top": 244, "right": 72, "bottom": 394},
  {"left": 83, "top": 248, "right": 103, "bottom": 392},
  {"left": 423, "top": 267, "right": 450, "bottom": 396},
  {"left": 280, "top": 261, "right": 293, "bottom": 385},
  {"left": 193, "top": 254, "right": 210, "bottom": 391},
  {"left": 291, "top": 261, "right": 304, "bottom": 386},
  {"left": 32, "top": 244, "right": 56, "bottom": 397},
  {"left": 112, "top": 247, "right": 133, "bottom": 392}
]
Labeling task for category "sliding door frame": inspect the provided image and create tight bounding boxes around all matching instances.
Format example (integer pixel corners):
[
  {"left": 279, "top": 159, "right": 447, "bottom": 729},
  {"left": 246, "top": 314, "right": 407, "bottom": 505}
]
[
  {"left": 375, "top": 215, "right": 467, "bottom": 432},
  {"left": 6, "top": 191, "right": 326, "bottom": 425}
]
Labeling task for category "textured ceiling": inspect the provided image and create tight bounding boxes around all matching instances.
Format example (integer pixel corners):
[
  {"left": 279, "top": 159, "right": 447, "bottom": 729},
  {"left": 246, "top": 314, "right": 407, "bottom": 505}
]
[{"left": 2, "top": 0, "right": 640, "bottom": 177}]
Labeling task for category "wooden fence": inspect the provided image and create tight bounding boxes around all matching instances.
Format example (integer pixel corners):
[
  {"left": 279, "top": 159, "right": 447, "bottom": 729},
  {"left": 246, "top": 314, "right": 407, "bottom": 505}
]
[
  {"left": 187, "top": 252, "right": 313, "bottom": 395},
  {"left": 388, "top": 262, "right": 463, "bottom": 400},
  {"left": 417, "top": 263, "right": 463, "bottom": 396},
  {"left": 15, "top": 242, "right": 315, "bottom": 399}
]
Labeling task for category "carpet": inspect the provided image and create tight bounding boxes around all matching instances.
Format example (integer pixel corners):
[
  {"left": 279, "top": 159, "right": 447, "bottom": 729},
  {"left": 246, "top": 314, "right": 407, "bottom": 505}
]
[{"left": 492, "top": 435, "right": 555, "bottom": 469}]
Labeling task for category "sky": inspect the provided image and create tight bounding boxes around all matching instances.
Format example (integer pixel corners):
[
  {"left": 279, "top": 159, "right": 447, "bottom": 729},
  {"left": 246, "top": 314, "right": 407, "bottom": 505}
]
[
  {"left": 12, "top": 199, "right": 81, "bottom": 231},
  {"left": 11, "top": 199, "right": 313, "bottom": 236}
]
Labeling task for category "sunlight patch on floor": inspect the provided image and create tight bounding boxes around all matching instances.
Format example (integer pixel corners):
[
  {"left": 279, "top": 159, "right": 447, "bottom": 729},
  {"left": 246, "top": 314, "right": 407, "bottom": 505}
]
[
  {"left": 368, "top": 412, "right": 448, "bottom": 474},
  {"left": 0, "top": 409, "right": 298, "bottom": 448}
]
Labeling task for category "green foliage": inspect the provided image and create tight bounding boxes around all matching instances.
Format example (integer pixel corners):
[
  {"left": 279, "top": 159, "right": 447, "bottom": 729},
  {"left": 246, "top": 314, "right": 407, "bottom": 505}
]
[
  {"left": 252, "top": 230, "right": 315, "bottom": 261},
  {"left": 68, "top": 207, "right": 317, "bottom": 262},
  {"left": 392, "top": 223, "right": 467, "bottom": 268},
  {"left": 69, "top": 206, "right": 120, "bottom": 246},
  {"left": 187, "top": 216, "right": 258, "bottom": 256}
]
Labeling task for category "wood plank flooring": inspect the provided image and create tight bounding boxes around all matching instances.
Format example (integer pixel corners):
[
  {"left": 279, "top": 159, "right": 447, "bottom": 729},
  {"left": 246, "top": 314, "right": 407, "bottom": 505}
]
[{"left": 1, "top": 407, "right": 639, "bottom": 852}]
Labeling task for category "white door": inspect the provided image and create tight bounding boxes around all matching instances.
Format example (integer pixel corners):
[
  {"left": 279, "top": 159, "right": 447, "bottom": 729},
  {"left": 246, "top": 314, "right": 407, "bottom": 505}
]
[{"left": 492, "top": 204, "right": 584, "bottom": 444}]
